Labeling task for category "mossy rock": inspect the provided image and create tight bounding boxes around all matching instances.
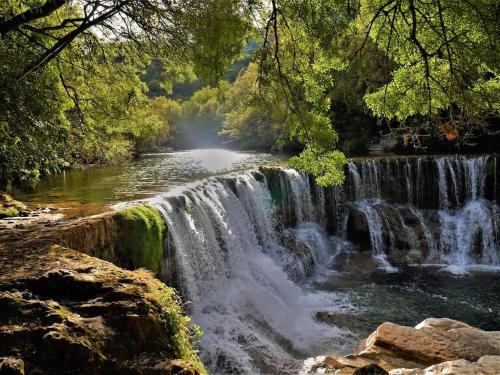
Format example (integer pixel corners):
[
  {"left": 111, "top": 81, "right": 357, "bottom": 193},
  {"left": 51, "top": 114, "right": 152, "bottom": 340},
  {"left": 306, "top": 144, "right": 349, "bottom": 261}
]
[
  {"left": 115, "top": 205, "right": 165, "bottom": 273},
  {"left": 0, "top": 245, "right": 207, "bottom": 375},
  {"left": 0, "top": 193, "right": 27, "bottom": 218},
  {"left": 0, "top": 207, "right": 20, "bottom": 218}
]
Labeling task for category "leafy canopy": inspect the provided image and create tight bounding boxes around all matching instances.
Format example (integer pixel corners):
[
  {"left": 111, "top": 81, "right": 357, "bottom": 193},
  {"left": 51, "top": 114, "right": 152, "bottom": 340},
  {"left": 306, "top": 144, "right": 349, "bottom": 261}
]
[{"left": 0, "top": 0, "right": 498, "bottom": 187}]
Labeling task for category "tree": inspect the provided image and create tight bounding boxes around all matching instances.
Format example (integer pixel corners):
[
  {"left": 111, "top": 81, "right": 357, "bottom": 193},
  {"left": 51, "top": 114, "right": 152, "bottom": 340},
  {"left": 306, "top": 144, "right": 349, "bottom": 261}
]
[
  {"left": 1, "top": 0, "right": 498, "bottom": 187},
  {"left": 171, "top": 83, "right": 230, "bottom": 148},
  {"left": 220, "top": 62, "right": 287, "bottom": 150},
  {"left": 359, "top": 0, "right": 499, "bottom": 144},
  {"left": 0, "top": 0, "right": 251, "bottom": 185},
  {"left": 253, "top": 0, "right": 499, "bottom": 182}
]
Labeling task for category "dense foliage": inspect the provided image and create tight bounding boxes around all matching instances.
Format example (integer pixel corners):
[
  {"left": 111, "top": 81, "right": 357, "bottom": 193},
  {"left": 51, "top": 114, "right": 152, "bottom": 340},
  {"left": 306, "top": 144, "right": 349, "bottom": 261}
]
[
  {"left": 0, "top": 0, "right": 247, "bottom": 186},
  {"left": 1, "top": 0, "right": 498, "bottom": 186}
]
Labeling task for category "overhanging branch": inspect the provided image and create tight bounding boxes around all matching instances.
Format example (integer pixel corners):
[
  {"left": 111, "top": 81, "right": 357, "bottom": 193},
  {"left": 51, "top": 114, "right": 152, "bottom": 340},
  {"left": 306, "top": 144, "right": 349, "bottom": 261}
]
[{"left": 0, "top": 0, "right": 68, "bottom": 35}]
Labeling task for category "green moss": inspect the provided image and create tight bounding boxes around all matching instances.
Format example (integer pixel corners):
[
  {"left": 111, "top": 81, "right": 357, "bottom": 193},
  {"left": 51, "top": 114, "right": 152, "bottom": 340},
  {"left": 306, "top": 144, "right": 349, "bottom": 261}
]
[
  {"left": 142, "top": 276, "right": 207, "bottom": 375},
  {"left": 115, "top": 205, "right": 165, "bottom": 273},
  {"left": 0, "top": 207, "right": 19, "bottom": 218}
]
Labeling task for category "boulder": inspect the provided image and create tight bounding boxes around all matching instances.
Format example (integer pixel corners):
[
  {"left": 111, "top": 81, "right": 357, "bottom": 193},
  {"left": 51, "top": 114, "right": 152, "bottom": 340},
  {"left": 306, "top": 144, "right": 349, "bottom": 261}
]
[
  {"left": 0, "top": 244, "right": 205, "bottom": 375},
  {"left": 306, "top": 318, "right": 500, "bottom": 374},
  {"left": 332, "top": 251, "right": 380, "bottom": 275},
  {"left": 356, "top": 321, "right": 499, "bottom": 365},
  {"left": 281, "top": 228, "right": 317, "bottom": 281},
  {"left": 345, "top": 206, "right": 371, "bottom": 249}
]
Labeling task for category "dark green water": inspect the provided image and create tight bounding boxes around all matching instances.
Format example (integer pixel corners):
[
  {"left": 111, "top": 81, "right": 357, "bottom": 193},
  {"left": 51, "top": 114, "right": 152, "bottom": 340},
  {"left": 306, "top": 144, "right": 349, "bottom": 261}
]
[{"left": 314, "top": 264, "right": 500, "bottom": 339}]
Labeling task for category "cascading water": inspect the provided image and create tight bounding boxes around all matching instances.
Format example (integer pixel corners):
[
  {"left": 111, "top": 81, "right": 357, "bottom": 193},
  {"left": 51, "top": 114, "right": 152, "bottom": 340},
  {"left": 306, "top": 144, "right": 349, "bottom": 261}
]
[
  {"left": 342, "top": 154, "right": 499, "bottom": 266},
  {"left": 149, "top": 153, "right": 499, "bottom": 374},
  {"left": 153, "top": 172, "right": 353, "bottom": 374}
]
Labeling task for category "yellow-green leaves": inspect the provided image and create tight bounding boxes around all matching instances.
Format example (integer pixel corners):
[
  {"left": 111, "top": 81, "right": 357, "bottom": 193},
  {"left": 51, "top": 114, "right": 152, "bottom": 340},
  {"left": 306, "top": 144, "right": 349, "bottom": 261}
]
[
  {"left": 288, "top": 147, "right": 346, "bottom": 186},
  {"left": 359, "top": 0, "right": 499, "bottom": 122}
]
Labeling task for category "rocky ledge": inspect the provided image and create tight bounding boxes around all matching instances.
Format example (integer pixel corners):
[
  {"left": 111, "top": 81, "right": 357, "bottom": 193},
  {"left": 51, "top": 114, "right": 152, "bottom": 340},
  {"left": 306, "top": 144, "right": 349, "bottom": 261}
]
[
  {"left": 304, "top": 318, "right": 500, "bottom": 374},
  {"left": 0, "top": 243, "right": 205, "bottom": 375},
  {"left": 0, "top": 193, "right": 30, "bottom": 219}
]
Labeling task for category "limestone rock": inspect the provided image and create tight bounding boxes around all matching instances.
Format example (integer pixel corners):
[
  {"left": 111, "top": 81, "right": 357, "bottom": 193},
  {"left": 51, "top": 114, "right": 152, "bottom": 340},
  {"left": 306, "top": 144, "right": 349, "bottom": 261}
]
[
  {"left": 306, "top": 319, "right": 500, "bottom": 375},
  {"left": 356, "top": 321, "right": 499, "bottom": 365},
  {"left": 0, "top": 244, "right": 204, "bottom": 375}
]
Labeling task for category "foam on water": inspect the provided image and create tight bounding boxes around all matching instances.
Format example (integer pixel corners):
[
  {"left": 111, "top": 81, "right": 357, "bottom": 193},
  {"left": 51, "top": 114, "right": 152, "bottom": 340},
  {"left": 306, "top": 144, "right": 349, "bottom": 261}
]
[
  {"left": 148, "top": 154, "right": 499, "bottom": 373},
  {"left": 153, "top": 173, "right": 353, "bottom": 373}
]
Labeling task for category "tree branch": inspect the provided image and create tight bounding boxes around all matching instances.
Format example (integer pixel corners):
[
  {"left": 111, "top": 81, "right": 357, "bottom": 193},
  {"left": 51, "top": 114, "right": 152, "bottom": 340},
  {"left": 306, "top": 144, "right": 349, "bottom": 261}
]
[{"left": 0, "top": 0, "right": 68, "bottom": 35}]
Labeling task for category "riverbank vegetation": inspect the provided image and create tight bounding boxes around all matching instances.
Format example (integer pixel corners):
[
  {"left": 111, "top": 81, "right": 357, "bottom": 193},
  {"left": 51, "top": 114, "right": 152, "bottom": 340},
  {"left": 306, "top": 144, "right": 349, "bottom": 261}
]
[{"left": 1, "top": 0, "right": 498, "bottom": 187}]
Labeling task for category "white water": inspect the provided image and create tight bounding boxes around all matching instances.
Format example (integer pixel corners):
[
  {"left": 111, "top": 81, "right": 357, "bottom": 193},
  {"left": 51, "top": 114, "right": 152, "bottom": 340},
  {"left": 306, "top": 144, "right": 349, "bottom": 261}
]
[
  {"left": 438, "top": 200, "right": 499, "bottom": 265},
  {"left": 344, "top": 155, "right": 499, "bottom": 266},
  {"left": 149, "top": 154, "right": 499, "bottom": 374},
  {"left": 153, "top": 173, "right": 353, "bottom": 373}
]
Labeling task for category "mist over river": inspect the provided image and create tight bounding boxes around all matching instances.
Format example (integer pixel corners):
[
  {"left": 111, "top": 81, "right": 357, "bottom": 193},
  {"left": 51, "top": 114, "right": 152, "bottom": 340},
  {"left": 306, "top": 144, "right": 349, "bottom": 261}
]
[{"left": 12, "top": 149, "right": 284, "bottom": 217}]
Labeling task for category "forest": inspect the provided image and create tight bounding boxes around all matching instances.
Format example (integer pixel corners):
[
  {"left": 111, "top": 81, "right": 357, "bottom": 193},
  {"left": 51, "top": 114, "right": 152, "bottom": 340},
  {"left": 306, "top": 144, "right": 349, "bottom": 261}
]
[{"left": 1, "top": 0, "right": 498, "bottom": 188}]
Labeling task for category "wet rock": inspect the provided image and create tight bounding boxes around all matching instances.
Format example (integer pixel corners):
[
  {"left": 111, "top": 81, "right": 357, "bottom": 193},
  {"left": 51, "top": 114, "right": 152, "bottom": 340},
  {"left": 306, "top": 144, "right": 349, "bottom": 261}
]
[
  {"left": 332, "top": 251, "right": 381, "bottom": 274},
  {"left": 259, "top": 166, "right": 298, "bottom": 228},
  {"left": 281, "top": 228, "right": 320, "bottom": 280},
  {"left": 345, "top": 206, "right": 371, "bottom": 249},
  {"left": 315, "top": 311, "right": 379, "bottom": 338}
]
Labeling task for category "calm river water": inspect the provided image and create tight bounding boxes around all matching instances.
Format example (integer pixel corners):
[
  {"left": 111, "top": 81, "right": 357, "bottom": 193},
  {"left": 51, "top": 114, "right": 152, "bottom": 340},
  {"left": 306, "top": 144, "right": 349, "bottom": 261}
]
[{"left": 12, "top": 149, "right": 284, "bottom": 217}]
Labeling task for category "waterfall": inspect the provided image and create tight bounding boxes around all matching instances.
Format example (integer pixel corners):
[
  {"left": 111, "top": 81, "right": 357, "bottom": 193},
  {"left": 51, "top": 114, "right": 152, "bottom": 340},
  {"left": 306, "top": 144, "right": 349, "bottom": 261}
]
[
  {"left": 341, "top": 154, "right": 499, "bottom": 265},
  {"left": 147, "top": 153, "right": 498, "bottom": 374},
  {"left": 354, "top": 200, "right": 384, "bottom": 255},
  {"left": 438, "top": 200, "right": 499, "bottom": 265},
  {"left": 152, "top": 172, "right": 352, "bottom": 374},
  {"left": 436, "top": 158, "right": 451, "bottom": 209},
  {"left": 282, "top": 168, "right": 314, "bottom": 223}
]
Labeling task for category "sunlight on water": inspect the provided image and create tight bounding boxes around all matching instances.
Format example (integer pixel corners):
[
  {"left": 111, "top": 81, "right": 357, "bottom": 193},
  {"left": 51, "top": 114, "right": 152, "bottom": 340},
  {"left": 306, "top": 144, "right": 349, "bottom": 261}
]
[
  {"left": 12, "top": 149, "right": 284, "bottom": 217},
  {"left": 181, "top": 149, "right": 249, "bottom": 172}
]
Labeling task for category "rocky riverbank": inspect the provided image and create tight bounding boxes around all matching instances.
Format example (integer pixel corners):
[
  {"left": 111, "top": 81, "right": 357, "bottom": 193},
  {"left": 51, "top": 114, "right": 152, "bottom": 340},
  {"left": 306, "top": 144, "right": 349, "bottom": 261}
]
[
  {"left": 304, "top": 318, "right": 500, "bottom": 374},
  {"left": 0, "top": 209, "right": 206, "bottom": 375}
]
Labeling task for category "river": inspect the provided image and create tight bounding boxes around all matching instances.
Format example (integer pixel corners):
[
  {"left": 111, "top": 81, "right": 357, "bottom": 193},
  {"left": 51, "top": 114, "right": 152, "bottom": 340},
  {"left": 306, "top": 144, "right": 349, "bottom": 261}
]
[
  {"left": 12, "top": 149, "right": 284, "bottom": 218},
  {"left": 9, "top": 149, "right": 500, "bottom": 374}
]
